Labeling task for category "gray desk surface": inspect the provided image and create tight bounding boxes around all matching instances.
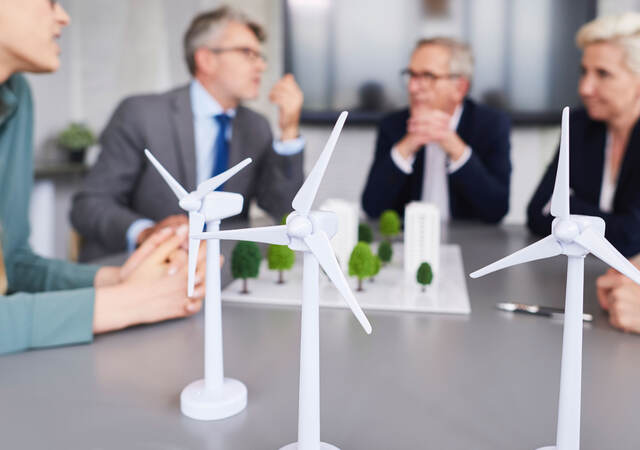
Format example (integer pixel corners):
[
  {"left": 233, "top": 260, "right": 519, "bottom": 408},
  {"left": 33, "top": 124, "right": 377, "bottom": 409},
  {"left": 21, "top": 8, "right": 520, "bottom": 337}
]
[{"left": 1, "top": 224, "right": 639, "bottom": 450}]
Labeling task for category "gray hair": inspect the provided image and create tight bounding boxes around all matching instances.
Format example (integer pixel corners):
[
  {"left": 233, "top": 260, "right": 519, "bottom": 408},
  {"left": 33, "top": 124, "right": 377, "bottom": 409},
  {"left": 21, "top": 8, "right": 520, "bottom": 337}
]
[
  {"left": 576, "top": 12, "right": 640, "bottom": 76},
  {"left": 414, "top": 37, "right": 474, "bottom": 81},
  {"left": 183, "top": 6, "right": 266, "bottom": 76}
]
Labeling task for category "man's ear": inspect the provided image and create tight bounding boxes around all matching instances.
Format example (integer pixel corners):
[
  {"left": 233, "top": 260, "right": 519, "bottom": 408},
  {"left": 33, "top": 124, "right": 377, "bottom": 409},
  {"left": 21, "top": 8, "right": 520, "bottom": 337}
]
[{"left": 194, "top": 48, "right": 216, "bottom": 76}]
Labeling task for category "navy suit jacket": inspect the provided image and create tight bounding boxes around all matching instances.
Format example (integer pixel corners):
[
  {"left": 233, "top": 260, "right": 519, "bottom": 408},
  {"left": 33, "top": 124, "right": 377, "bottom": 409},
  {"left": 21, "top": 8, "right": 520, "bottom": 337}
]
[
  {"left": 361, "top": 98, "right": 511, "bottom": 222},
  {"left": 527, "top": 108, "right": 640, "bottom": 257}
]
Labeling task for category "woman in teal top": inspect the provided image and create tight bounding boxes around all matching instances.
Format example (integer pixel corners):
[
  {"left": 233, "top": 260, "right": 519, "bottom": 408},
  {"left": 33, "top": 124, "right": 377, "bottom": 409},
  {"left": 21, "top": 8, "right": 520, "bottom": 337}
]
[{"left": 0, "top": 0, "right": 206, "bottom": 355}]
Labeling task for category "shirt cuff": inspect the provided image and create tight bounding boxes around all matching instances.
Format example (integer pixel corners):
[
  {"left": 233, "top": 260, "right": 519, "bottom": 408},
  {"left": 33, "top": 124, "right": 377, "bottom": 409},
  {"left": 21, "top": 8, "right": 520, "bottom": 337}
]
[
  {"left": 273, "top": 136, "right": 305, "bottom": 156},
  {"left": 447, "top": 146, "right": 472, "bottom": 174},
  {"left": 126, "top": 218, "right": 155, "bottom": 253},
  {"left": 391, "top": 146, "right": 415, "bottom": 174}
]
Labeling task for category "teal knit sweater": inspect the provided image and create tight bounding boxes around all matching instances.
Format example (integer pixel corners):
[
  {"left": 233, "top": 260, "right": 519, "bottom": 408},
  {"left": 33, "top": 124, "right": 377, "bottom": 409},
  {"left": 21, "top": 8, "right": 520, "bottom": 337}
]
[{"left": 0, "top": 74, "right": 99, "bottom": 354}]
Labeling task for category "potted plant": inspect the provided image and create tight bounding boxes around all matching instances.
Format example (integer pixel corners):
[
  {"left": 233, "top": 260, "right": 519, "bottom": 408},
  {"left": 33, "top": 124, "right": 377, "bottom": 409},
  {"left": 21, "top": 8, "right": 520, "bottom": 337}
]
[{"left": 57, "top": 122, "right": 96, "bottom": 164}]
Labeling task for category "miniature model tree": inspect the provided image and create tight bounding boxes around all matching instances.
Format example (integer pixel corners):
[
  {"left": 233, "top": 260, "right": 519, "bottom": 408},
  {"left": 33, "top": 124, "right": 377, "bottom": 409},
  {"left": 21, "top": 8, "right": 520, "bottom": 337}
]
[
  {"left": 231, "top": 241, "right": 262, "bottom": 294},
  {"left": 370, "top": 255, "right": 381, "bottom": 282},
  {"left": 358, "top": 223, "right": 373, "bottom": 243},
  {"left": 417, "top": 261, "right": 433, "bottom": 292},
  {"left": 379, "top": 209, "right": 401, "bottom": 241},
  {"left": 349, "top": 242, "right": 375, "bottom": 292},
  {"left": 281, "top": 213, "right": 289, "bottom": 225},
  {"left": 267, "top": 244, "right": 295, "bottom": 284},
  {"left": 378, "top": 240, "right": 393, "bottom": 265}
]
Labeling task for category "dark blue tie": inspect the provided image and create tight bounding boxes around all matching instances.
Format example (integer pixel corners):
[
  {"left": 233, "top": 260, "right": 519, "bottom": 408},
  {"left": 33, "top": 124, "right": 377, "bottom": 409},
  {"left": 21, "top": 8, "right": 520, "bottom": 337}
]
[{"left": 212, "top": 113, "right": 231, "bottom": 190}]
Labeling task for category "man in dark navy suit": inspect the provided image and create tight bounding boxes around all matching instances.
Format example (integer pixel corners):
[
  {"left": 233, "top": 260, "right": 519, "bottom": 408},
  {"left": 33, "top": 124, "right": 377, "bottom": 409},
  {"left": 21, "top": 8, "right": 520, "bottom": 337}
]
[{"left": 361, "top": 37, "right": 511, "bottom": 222}]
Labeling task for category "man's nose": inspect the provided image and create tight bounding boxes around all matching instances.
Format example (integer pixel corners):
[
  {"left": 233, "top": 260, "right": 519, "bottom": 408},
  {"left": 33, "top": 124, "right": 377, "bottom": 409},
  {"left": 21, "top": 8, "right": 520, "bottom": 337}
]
[{"left": 408, "top": 77, "right": 422, "bottom": 94}]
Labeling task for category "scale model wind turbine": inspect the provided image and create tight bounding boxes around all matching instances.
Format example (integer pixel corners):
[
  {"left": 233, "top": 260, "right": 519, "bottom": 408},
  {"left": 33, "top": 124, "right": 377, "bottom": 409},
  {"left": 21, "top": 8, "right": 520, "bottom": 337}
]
[
  {"left": 145, "top": 149, "right": 252, "bottom": 421},
  {"left": 194, "top": 111, "right": 372, "bottom": 450},
  {"left": 470, "top": 107, "right": 640, "bottom": 450}
]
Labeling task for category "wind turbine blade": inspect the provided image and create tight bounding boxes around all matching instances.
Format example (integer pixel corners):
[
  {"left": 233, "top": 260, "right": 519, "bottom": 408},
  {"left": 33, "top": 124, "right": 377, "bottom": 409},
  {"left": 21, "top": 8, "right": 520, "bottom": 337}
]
[
  {"left": 145, "top": 149, "right": 188, "bottom": 200},
  {"left": 193, "top": 225, "right": 290, "bottom": 246},
  {"left": 304, "top": 231, "right": 372, "bottom": 334},
  {"left": 550, "top": 107, "right": 571, "bottom": 219},
  {"left": 291, "top": 111, "right": 348, "bottom": 215},
  {"left": 194, "top": 158, "right": 252, "bottom": 199},
  {"left": 187, "top": 212, "right": 206, "bottom": 297},
  {"left": 574, "top": 227, "right": 640, "bottom": 285},
  {"left": 470, "top": 235, "right": 563, "bottom": 279}
]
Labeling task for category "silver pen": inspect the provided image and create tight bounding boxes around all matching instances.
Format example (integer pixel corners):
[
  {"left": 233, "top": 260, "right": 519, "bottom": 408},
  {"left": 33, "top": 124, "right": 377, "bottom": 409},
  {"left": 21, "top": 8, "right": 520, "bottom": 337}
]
[{"left": 496, "top": 302, "right": 593, "bottom": 322}]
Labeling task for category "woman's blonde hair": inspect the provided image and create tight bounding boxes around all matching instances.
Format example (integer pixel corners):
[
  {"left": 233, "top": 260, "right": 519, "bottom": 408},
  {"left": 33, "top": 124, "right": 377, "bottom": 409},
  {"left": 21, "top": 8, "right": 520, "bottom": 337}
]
[{"left": 576, "top": 12, "right": 640, "bottom": 75}]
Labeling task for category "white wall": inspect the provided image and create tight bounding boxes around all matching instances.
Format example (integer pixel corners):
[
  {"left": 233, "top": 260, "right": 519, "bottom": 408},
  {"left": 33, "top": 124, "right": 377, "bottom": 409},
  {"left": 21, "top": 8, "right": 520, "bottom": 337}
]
[{"left": 27, "top": 0, "right": 629, "bottom": 259}]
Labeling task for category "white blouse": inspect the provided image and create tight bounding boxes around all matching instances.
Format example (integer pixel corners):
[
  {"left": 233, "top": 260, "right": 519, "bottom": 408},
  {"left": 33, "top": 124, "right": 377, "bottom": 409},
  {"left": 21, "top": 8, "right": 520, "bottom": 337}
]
[{"left": 599, "top": 131, "right": 616, "bottom": 213}]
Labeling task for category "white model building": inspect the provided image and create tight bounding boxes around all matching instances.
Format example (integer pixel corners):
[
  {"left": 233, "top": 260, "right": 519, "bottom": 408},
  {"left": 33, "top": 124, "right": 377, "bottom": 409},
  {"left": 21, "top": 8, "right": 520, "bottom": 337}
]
[
  {"left": 404, "top": 201, "right": 440, "bottom": 284},
  {"left": 319, "top": 198, "right": 359, "bottom": 271}
]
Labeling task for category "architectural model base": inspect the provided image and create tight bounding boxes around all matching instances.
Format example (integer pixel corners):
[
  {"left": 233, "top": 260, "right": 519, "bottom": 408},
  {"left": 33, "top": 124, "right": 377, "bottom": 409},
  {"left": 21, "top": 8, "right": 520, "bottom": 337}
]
[
  {"left": 223, "top": 244, "right": 470, "bottom": 315},
  {"left": 180, "top": 378, "right": 247, "bottom": 420},
  {"left": 279, "top": 442, "right": 340, "bottom": 450},
  {"left": 536, "top": 447, "right": 556, "bottom": 449}
]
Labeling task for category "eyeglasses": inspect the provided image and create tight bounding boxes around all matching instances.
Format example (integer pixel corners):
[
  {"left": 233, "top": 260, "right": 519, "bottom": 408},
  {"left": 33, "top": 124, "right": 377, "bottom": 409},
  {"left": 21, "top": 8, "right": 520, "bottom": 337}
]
[
  {"left": 206, "top": 47, "right": 267, "bottom": 63},
  {"left": 400, "top": 68, "right": 460, "bottom": 85}
]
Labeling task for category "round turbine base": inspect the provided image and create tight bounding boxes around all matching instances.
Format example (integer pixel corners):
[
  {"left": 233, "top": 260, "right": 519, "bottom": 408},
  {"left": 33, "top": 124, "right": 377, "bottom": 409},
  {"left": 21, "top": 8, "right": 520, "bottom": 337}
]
[
  {"left": 279, "top": 443, "right": 340, "bottom": 450},
  {"left": 180, "top": 378, "right": 247, "bottom": 420}
]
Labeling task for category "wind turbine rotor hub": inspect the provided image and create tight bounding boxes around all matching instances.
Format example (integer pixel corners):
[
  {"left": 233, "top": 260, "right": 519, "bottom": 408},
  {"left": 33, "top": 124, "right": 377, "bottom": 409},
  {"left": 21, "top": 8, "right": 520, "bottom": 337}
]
[
  {"left": 179, "top": 195, "right": 202, "bottom": 212},
  {"left": 554, "top": 219, "right": 580, "bottom": 243},
  {"left": 287, "top": 215, "right": 313, "bottom": 238}
]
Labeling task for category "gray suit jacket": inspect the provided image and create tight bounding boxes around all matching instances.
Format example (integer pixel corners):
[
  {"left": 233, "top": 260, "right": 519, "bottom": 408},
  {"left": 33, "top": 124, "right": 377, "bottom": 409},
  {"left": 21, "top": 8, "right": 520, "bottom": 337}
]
[{"left": 71, "top": 84, "right": 304, "bottom": 262}]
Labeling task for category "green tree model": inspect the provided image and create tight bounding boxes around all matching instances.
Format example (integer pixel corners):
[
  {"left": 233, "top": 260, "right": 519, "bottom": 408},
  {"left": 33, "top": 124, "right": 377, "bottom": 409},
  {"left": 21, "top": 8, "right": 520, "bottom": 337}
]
[
  {"left": 370, "top": 255, "right": 381, "bottom": 282},
  {"left": 280, "top": 214, "right": 289, "bottom": 225},
  {"left": 231, "top": 241, "right": 262, "bottom": 294},
  {"left": 416, "top": 262, "right": 433, "bottom": 292},
  {"left": 358, "top": 223, "right": 373, "bottom": 243},
  {"left": 378, "top": 240, "right": 393, "bottom": 265},
  {"left": 348, "top": 242, "right": 374, "bottom": 292},
  {"left": 267, "top": 244, "right": 295, "bottom": 284},
  {"left": 379, "top": 209, "right": 401, "bottom": 240}
]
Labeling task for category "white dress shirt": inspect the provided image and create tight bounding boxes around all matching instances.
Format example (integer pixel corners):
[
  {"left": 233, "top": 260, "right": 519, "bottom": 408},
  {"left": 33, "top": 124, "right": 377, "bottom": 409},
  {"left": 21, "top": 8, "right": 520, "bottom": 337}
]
[
  {"left": 599, "top": 131, "right": 616, "bottom": 213},
  {"left": 541, "top": 130, "right": 616, "bottom": 217},
  {"left": 390, "top": 105, "right": 471, "bottom": 222}
]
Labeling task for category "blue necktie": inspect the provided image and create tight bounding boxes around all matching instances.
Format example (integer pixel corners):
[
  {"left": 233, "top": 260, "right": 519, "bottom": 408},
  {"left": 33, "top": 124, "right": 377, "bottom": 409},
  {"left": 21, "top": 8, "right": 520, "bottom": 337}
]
[{"left": 212, "top": 113, "right": 231, "bottom": 190}]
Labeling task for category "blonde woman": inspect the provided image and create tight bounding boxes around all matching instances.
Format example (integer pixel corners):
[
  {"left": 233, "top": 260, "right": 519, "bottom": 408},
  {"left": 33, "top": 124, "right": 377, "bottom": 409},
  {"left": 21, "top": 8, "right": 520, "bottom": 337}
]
[
  {"left": 527, "top": 12, "right": 640, "bottom": 333},
  {"left": 0, "top": 0, "right": 206, "bottom": 354},
  {"left": 528, "top": 12, "right": 640, "bottom": 258}
]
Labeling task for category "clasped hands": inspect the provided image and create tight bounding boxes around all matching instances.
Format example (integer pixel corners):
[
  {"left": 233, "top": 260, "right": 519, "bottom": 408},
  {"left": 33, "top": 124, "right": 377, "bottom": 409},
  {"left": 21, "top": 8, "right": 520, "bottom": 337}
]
[
  {"left": 94, "top": 223, "right": 214, "bottom": 334},
  {"left": 395, "top": 107, "right": 467, "bottom": 161}
]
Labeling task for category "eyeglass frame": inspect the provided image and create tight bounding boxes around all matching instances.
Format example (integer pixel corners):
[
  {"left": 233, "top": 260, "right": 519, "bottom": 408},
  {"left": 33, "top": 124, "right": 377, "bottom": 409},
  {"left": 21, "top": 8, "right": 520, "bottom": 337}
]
[
  {"left": 400, "top": 68, "right": 461, "bottom": 85},
  {"left": 205, "top": 46, "right": 267, "bottom": 63}
]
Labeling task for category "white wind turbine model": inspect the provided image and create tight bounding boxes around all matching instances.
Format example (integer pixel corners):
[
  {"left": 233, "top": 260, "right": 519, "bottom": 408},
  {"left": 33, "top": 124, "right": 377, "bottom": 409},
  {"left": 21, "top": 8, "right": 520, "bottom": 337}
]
[
  {"left": 470, "top": 107, "right": 640, "bottom": 450},
  {"left": 194, "top": 111, "right": 372, "bottom": 450},
  {"left": 145, "top": 149, "right": 252, "bottom": 421}
]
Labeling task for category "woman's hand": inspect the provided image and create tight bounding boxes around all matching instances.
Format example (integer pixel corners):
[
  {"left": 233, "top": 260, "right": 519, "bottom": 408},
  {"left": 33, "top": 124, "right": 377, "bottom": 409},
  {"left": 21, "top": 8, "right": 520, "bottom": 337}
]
[
  {"left": 92, "top": 226, "right": 205, "bottom": 333},
  {"left": 596, "top": 263, "right": 640, "bottom": 334}
]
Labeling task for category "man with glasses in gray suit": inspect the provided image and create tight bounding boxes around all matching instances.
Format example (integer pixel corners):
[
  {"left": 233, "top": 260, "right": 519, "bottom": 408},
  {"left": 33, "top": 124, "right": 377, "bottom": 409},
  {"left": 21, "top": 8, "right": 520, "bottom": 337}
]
[{"left": 71, "top": 6, "right": 304, "bottom": 261}]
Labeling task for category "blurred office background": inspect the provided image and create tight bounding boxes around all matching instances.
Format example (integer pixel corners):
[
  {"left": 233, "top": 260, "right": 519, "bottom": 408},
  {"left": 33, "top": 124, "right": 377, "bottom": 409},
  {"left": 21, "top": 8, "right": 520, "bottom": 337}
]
[{"left": 27, "top": 0, "right": 640, "bottom": 259}]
